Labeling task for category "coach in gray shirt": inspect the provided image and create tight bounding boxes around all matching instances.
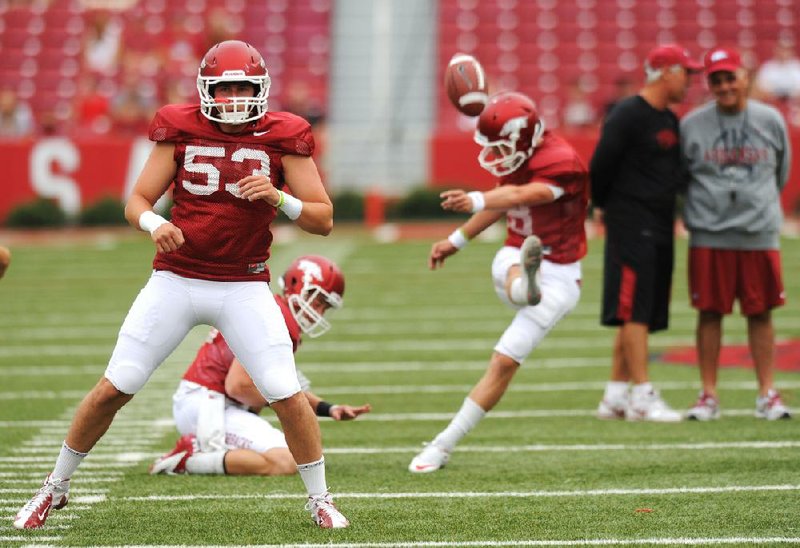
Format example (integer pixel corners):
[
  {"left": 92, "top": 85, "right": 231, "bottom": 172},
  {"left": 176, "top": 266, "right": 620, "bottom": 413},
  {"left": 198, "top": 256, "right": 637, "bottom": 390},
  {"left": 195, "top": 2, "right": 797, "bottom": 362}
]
[{"left": 681, "top": 46, "right": 791, "bottom": 421}]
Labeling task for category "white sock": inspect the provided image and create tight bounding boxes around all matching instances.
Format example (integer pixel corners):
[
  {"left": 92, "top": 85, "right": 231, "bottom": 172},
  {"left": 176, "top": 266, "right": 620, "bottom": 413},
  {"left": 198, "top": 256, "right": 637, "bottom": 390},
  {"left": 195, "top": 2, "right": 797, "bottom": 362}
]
[
  {"left": 604, "top": 381, "right": 629, "bottom": 401},
  {"left": 51, "top": 442, "right": 87, "bottom": 481},
  {"left": 432, "top": 397, "right": 486, "bottom": 452},
  {"left": 297, "top": 457, "right": 327, "bottom": 497},
  {"left": 185, "top": 451, "right": 226, "bottom": 475},
  {"left": 631, "top": 382, "right": 654, "bottom": 399},
  {"left": 508, "top": 276, "right": 527, "bottom": 305}
]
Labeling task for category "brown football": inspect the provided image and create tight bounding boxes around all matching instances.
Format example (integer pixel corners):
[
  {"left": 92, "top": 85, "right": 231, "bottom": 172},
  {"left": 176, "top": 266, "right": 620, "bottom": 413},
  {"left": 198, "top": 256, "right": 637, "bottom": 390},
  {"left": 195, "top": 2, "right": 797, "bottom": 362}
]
[{"left": 444, "top": 53, "right": 489, "bottom": 117}]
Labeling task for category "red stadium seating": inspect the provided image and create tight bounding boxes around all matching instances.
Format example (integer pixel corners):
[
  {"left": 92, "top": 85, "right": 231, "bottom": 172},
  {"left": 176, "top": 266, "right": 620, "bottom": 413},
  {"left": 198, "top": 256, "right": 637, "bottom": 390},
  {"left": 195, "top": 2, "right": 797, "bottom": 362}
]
[
  {"left": 436, "top": 0, "right": 800, "bottom": 131},
  {"left": 0, "top": 0, "right": 331, "bottom": 133}
]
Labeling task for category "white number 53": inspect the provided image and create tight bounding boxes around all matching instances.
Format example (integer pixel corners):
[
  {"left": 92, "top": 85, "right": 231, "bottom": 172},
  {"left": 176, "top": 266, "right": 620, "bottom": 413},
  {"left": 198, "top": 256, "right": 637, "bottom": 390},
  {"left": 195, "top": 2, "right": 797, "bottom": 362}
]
[{"left": 182, "top": 145, "right": 271, "bottom": 198}]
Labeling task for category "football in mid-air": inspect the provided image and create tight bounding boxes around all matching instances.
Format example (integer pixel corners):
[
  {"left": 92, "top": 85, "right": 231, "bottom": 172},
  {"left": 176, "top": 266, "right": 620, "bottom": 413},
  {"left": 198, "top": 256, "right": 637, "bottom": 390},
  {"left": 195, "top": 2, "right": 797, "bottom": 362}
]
[{"left": 444, "top": 53, "right": 489, "bottom": 117}]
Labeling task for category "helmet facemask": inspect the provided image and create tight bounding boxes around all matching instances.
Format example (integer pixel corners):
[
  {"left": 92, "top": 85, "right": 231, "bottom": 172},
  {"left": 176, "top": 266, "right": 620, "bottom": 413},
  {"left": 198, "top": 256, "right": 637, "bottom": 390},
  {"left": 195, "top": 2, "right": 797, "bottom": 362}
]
[
  {"left": 474, "top": 116, "right": 545, "bottom": 177},
  {"left": 197, "top": 72, "right": 271, "bottom": 124},
  {"left": 285, "top": 284, "right": 343, "bottom": 338}
]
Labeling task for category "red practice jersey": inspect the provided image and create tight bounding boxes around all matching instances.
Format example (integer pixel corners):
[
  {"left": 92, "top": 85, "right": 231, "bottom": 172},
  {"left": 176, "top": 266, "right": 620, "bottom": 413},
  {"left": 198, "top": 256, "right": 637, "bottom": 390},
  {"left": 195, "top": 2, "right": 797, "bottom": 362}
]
[
  {"left": 181, "top": 295, "right": 302, "bottom": 397},
  {"left": 148, "top": 104, "right": 315, "bottom": 281},
  {"left": 500, "top": 131, "right": 589, "bottom": 264}
]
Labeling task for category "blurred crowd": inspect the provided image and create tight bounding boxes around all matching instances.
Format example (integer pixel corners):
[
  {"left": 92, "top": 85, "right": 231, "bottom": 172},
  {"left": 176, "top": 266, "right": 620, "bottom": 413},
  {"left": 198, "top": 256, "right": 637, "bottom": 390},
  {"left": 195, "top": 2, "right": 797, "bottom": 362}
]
[
  {"left": 0, "top": 6, "right": 326, "bottom": 139},
  {"left": 1, "top": 6, "right": 799, "bottom": 138},
  {"left": 558, "top": 38, "right": 800, "bottom": 131}
]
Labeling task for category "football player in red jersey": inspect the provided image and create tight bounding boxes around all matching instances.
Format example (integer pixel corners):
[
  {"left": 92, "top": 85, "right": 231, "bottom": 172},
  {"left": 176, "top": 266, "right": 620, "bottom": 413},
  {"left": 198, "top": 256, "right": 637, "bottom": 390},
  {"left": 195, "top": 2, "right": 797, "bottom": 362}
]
[
  {"left": 149, "top": 255, "right": 371, "bottom": 477},
  {"left": 15, "top": 41, "right": 349, "bottom": 530},
  {"left": 409, "top": 91, "right": 589, "bottom": 473}
]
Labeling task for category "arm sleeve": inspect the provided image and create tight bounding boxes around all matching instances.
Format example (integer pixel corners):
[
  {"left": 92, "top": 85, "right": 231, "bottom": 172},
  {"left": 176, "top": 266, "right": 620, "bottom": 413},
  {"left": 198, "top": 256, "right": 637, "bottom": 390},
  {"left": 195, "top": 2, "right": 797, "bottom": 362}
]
[{"left": 589, "top": 105, "right": 631, "bottom": 207}]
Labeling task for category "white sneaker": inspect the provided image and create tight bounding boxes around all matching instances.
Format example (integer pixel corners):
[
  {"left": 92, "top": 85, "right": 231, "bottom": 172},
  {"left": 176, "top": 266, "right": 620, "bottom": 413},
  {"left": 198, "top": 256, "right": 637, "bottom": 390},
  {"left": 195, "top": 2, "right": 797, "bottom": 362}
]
[
  {"left": 408, "top": 442, "right": 450, "bottom": 473},
  {"left": 597, "top": 398, "right": 627, "bottom": 420},
  {"left": 306, "top": 492, "right": 349, "bottom": 529},
  {"left": 13, "top": 474, "right": 70, "bottom": 529},
  {"left": 520, "top": 235, "right": 543, "bottom": 305},
  {"left": 755, "top": 390, "right": 792, "bottom": 420},
  {"left": 626, "top": 390, "right": 682, "bottom": 422},
  {"left": 686, "top": 392, "right": 721, "bottom": 421}
]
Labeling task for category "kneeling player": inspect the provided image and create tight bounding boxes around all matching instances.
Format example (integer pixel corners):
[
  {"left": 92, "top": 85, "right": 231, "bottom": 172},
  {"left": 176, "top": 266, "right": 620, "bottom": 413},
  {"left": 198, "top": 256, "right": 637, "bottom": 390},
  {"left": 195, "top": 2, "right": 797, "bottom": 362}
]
[{"left": 149, "top": 255, "right": 371, "bottom": 476}]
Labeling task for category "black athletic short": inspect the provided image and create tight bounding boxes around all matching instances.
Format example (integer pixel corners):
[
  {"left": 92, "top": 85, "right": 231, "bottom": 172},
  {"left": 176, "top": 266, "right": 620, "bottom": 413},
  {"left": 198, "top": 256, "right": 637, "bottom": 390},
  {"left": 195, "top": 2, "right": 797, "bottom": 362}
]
[{"left": 601, "top": 233, "right": 674, "bottom": 332}]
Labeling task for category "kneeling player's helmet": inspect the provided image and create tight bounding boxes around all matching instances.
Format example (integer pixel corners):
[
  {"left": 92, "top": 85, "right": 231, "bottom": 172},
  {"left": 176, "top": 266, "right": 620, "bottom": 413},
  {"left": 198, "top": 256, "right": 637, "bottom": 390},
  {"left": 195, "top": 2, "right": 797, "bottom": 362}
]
[
  {"left": 279, "top": 255, "right": 345, "bottom": 338},
  {"left": 197, "top": 40, "right": 271, "bottom": 124},
  {"left": 474, "top": 91, "right": 545, "bottom": 177}
]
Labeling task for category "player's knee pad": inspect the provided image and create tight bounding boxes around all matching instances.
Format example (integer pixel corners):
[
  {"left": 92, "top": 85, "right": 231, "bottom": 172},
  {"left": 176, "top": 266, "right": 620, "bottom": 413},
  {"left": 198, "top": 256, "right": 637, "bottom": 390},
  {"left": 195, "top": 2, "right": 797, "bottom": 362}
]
[
  {"left": 104, "top": 357, "right": 151, "bottom": 395},
  {"left": 495, "top": 280, "right": 580, "bottom": 363},
  {"left": 245, "top": 345, "right": 302, "bottom": 404}
]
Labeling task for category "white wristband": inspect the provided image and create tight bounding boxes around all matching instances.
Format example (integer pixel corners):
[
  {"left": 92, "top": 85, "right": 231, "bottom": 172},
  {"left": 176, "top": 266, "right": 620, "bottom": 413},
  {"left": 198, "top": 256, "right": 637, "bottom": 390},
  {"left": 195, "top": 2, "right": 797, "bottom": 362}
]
[
  {"left": 467, "top": 191, "right": 485, "bottom": 212},
  {"left": 138, "top": 211, "right": 168, "bottom": 235},
  {"left": 277, "top": 190, "right": 303, "bottom": 221},
  {"left": 447, "top": 228, "right": 469, "bottom": 249}
]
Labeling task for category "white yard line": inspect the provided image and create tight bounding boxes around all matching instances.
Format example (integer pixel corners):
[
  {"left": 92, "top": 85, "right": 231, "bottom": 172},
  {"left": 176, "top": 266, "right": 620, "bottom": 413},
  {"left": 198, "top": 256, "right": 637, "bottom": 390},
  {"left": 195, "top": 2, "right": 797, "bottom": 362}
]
[
  {"left": 53, "top": 538, "right": 800, "bottom": 547},
  {"left": 4, "top": 380, "right": 800, "bottom": 400},
  {"left": 123, "top": 483, "right": 800, "bottom": 502},
  {"left": 0, "top": 536, "right": 62, "bottom": 542},
  {"left": 322, "top": 440, "right": 800, "bottom": 454},
  {"left": 0, "top": 333, "right": 764, "bottom": 357},
  {"left": 6, "top": 439, "right": 794, "bottom": 464}
]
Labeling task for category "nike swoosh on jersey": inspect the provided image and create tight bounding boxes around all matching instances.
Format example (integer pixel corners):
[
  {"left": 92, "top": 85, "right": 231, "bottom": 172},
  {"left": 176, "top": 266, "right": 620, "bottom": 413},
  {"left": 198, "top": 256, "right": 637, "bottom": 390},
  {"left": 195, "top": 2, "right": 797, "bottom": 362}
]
[{"left": 253, "top": 130, "right": 270, "bottom": 136}]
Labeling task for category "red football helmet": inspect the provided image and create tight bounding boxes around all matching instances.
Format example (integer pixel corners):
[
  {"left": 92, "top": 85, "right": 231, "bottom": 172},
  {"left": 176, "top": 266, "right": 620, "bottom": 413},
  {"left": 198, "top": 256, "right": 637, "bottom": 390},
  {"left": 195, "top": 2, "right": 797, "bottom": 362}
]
[
  {"left": 197, "top": 40, "right": 271, "bottom": 124},
  {"left": 473, "top": 91, "right": 545, "bottom": 176},
  {"left": 278, "top": 255, "right": 345, "bottom": 338}
]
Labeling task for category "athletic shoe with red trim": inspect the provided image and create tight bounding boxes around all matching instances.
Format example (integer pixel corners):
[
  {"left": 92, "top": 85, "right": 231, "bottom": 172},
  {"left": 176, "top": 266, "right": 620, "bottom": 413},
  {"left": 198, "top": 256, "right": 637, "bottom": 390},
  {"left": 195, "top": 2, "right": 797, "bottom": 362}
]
[
  {"left": 306, "top": 492, "right": 349, "bottom": 528},
  {"left": 408, "top": 442, "right": 450, "bottom": 473},
  {"left": 686, "top": 392, "right": 720, "bottom": 421},
  {"left": 148, "top": 434, "right": 197, "bottom": 475},
  {"left": 13, "top": 474, "right": 70, "bottom": 529},
  {"left": 755, "top": 390, "right": 791, "bottom": 420},
  {"left": 520, "top": 235, "right": 543, "bottom": 305}
]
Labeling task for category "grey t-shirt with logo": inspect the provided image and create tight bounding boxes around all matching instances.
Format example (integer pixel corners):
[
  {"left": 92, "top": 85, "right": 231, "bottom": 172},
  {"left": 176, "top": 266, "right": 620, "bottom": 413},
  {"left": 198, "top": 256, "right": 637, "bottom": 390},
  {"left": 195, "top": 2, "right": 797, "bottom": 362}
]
[{"left": 680, "top": 99, "right": 790, "bottom": 249}]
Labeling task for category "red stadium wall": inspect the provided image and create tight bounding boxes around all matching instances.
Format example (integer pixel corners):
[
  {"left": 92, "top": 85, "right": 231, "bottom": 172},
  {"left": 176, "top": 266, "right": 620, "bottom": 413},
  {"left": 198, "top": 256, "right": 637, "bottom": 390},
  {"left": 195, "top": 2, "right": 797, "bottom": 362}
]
[
  {"left": 0, "top": 137, "right": 153, "bottom": 222},
  {"left": 1, "top": 132, "right": 800, "bottom": 222},
  {"left": 430, "top": 129, "right": 800, "bottom": 215}
]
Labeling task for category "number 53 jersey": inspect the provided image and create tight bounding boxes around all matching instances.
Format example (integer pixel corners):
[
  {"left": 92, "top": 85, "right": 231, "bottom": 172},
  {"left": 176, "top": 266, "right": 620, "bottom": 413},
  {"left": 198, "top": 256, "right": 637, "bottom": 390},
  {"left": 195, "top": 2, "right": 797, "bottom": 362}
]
[{"left": 147, "top": 104, "right": 316, "bottom": 282}]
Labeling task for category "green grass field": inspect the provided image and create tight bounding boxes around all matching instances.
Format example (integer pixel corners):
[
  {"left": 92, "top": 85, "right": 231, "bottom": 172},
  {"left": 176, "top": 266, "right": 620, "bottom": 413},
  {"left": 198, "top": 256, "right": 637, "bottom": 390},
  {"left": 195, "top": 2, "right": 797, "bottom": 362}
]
[{"left": 0, "top": 226, "right": 798, "bottom": 547}]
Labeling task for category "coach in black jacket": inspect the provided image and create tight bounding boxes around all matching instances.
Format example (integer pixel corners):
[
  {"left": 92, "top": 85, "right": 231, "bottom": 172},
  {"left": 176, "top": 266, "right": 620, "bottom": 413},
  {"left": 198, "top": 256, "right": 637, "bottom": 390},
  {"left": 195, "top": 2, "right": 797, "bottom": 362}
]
[{"left": 590, "top": 44, "right": 702, "bottom": 423}]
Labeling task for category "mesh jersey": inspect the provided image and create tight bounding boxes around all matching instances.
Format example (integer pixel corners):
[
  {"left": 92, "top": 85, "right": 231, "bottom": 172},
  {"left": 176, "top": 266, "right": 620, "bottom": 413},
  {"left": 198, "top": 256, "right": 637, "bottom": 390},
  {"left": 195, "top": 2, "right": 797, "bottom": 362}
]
[
  {"left": 181, "top": 295, "right": 304, "bottom": 398},
  {"left": 148, "top": 104, "right": 315, "bottom": 281},
  {"left": 500, "top": 131, "right": 589, "bottom": 264}
]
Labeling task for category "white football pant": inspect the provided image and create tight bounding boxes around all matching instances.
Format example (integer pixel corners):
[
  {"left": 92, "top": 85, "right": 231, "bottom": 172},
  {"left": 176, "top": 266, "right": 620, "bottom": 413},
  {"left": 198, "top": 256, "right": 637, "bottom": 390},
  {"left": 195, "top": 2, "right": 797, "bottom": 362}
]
[
  {"left": 491, "top": 246, "right": 582, "bottom": 364},
  {"left": 173, "top": 381, "right": 288, "bottom": 454},
  {"left": 104, "top": 270, "right": 301, "bottom": 402}
]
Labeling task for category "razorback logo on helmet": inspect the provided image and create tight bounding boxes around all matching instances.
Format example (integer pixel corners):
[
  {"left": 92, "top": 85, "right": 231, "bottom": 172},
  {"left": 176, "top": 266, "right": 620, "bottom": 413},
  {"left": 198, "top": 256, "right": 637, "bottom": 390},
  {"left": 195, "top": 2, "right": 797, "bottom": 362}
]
[
  {"left": 297, "top": 258, "right": 325, "bottom": 286},
  {"left": 280, "top": 256, "right": 345, "bottom": 338},
  {"left": 499, "top": 116, "right": 529, "bottom": 140}
]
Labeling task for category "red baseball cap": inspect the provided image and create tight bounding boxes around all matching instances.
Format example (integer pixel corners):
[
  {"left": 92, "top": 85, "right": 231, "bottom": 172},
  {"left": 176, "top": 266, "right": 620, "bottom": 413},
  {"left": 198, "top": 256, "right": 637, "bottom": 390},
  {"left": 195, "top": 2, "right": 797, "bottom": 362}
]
[
  {"left": 645, "top": 44, "right": 703, "bottom": 72},
  {"left": 704, "top": 47, "right": 742, "bottom": 75}
]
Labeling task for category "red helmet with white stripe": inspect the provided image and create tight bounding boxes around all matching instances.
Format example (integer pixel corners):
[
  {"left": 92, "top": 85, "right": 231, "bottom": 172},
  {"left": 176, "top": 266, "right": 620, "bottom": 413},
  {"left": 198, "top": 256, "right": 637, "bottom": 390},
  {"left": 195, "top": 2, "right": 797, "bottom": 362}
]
[
  {"left": 474, "top": 91, "right": 545, "bottom": 176},
  {"left": 279, "top": 255, "right": 345, "bottom": 338},
  {"left": 197, "top": 40, "right": 271, "bottom": 124}
]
